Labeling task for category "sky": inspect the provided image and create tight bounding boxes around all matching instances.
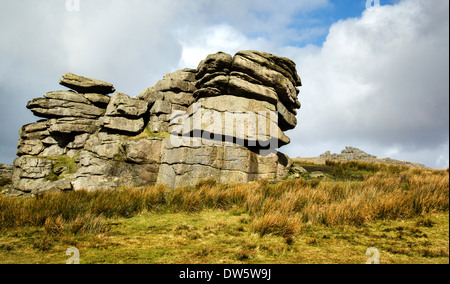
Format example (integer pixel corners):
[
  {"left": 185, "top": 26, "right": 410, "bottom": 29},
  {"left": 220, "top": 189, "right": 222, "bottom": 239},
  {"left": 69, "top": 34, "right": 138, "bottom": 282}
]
[{"left": 0, "top": 0, "right": 448, "bottom": 169}]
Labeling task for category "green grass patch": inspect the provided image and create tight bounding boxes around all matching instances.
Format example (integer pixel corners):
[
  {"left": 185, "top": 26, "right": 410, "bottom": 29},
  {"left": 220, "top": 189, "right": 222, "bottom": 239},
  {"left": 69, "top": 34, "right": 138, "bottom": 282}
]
[
  {"left": 39, "top": 155, "right": 78, "bottom": 182},
  {"left": 127, "top": 128, "right": 170, "bottom": 141},
  {"left": 1, "top": 211, "right": 447, "bottom": 264}
]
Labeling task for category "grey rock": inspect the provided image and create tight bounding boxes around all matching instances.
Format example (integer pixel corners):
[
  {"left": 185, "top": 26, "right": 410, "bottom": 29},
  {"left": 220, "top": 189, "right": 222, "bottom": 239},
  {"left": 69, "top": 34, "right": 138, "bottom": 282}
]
[
  {"left": 12, "top": 50, "right": 302, "bottom": 193},
  {"left": 195, "top": 72, "right": 229, "bottom": 90},
  {"left": 83, "top": 132, "right": 125, "bottom": 159},
  {"left": 100, "top": 116, "right": 145, "bottom": 134},
  {"left": 27, "top": 97, "right": 105, "bottom": 119},
  {"left": 42, "top": 136, "right": 59, "bottom": 145},
  {"left": 147, "top": 115, "right": 170, "bottom": 133},
  {"left": 235, "top": 50, "right": 302, "bottom": 86},
  {"left": 48, "top": 117, "right": 99, "bottom": 134},
  {"left": 14, "top": 178, "right": 51, "bottom": 194},
  {"left": 309, "top": 171, "right": 325, "bottom": 179},
  {"left": 83, "top": 93, "right": 111, "bottom": 107},
  {"left": 44, "top": 90, "right": 91, "bottom": 104},
  {"left": 200, "top": 74, "right": 229, "bottom": 93},
  {"left": 150, "top": 100, "right": 171, "bottom": 115},
  {"left": 40, "top": 145, "right": 65, "bottom": 157},
  {"left": 13, "top": 156, "right": 54, "bottom": 181},
  {"left": 66, "top": 133, "right": 91, "bottom": 149},
  {"left": 318, "top": 147, "right": 428, "bottom": 168},
  {"left": 73, "top": 150, "right": 160, "bottom": 191},
  {"left": 17, "top": 140, "right": 45, "bottom": 156},
  {"left": 76, "top": 152, "right": 112, "bottom": 177},
  {"left": 185, "top": 96, "right": 290, "bottom": 147},
  {"left": 72, "top": 176, "right": 117, "bottom": 192},
  {"left": 227, "top": 75, "right": 278, "bottom": 105},
  {"left": 60, "top": 73, "right": 115, "bottom": 95},
  {"left": 125, "top": 138, "right": 164, "bottom": 164},
  {"left": 136, "top": 87, "right": 164, "bottom": 104},
  {"left": 196, "top": 52, "right": 233, "bottom": 79},
  {"left": 153, "top": 69, "right": 197, "bottom": 93},
  {"left": 193, "top": 87, "right": 222, "bottom": 99},
  {"left": 163, "top": 91, "right": 195, "bottom": 107},
  {"left": 105, "top": 92, "right": 148, "bottom": 118},
  {"left": 291, "top": 165, "right": 308, "bottom": 174},
  {"left": 277, "top": 100, "right": 298, "bottom": 131},
  {"left": 157, "top": 140, "right": 292, "bottom": 188},
  {"left": 19, "top": 120, "right": 51, "bottom": 140},
  {"left": 232, "top": 54, "right": 300, "bottom": 109},
  {"left": 40, "top": 179, "right": 73, "bottom": 194}
]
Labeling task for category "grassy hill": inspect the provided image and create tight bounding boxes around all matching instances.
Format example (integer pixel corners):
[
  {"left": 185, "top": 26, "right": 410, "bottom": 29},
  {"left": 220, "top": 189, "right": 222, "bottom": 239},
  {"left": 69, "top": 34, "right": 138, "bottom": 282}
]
[{"left": 1, "top": 160, "right": 448, "bottom": 264}]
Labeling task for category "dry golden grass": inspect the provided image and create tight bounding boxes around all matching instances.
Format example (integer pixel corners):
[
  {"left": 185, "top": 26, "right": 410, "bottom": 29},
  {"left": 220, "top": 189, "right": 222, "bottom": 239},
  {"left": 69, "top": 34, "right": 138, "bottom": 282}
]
[{"left": 1, "top": 161, "right": 448, "bottom": 243}]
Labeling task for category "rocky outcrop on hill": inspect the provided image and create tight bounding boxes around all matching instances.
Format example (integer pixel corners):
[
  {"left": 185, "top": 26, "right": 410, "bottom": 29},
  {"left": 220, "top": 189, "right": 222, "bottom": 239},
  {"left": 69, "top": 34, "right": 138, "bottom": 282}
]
[
  {"left": 320, "top": 147, "right": 377, "bottom": 162},
  {"left": 10, "top": 50, "right": 302, "bottom": 195},
  {"left": 0, "top": 164, "right": 13, "bottom": 194},
  {"left": 0, "top": 164, "right": 12, "bottom": 179},
  {"left": 313, "top": 147, "right": 427, "bottom": 168}
]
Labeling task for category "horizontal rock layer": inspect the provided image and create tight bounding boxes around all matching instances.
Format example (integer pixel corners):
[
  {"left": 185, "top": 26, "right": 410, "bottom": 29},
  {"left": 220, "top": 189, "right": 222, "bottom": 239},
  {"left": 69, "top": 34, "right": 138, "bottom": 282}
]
[{"left": 60, "top": 73, "right": 116, "bottom": 95}]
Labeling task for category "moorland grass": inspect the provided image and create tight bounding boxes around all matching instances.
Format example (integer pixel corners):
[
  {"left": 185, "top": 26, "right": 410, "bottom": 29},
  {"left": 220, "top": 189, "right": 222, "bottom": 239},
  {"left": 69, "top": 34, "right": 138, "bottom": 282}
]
[{"left": 0, "top": 161, "right": 448, "bottom": 263}]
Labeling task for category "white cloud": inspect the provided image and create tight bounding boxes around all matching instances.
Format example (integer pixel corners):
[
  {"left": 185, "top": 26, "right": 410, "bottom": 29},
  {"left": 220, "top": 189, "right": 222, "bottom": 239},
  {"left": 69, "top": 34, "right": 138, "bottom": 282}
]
[
  {"left": 176, "top": 24, "right": 271, "bottom": 69},
  {"left": 284, "top": 0, "right": 449, "bottom": 168}
]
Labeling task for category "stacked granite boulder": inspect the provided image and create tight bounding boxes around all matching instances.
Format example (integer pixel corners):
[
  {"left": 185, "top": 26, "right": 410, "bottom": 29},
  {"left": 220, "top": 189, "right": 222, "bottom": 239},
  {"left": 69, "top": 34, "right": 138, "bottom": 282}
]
[
  {"left": 10, "top": 50, "right": 302, "bottom": 194},
  {"left": 137, "top": 68, "right": 197, "bottom": 133},
  {"left": 194, "top": 51, "right": 300, "bottom": 132},
  {"left": 13, "top": 73, "right": 156, "bottom": 193},
  {"left": 318, "top": 147, "right": 428, "bottom": 168},
  {"left": 156, "top": 51, "right": 302, "bottom": 188}
]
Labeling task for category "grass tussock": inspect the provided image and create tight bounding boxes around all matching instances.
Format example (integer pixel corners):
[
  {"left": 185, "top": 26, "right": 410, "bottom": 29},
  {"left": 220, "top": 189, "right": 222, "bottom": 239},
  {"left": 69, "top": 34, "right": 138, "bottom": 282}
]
[
  {"left": 127, "top": 127, "right": 170, "bottom": 141},
  {"left": 1, "top": 162, "right": 448, "bottom": 241}
]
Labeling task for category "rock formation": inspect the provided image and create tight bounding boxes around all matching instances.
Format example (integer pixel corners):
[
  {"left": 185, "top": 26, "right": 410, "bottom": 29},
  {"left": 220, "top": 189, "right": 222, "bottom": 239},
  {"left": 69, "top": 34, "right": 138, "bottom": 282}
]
[
  {"left": 0, "top": 164, "right": 13, "bottom": 194},
  {"left": 302, "top": 147, "right": 428, "bottom": 168},
  {"left": 319, "top": 147, "right": 377, "bottom": 162},
  {"left": 10, "top": 50, "right": 302, "bottom": 195},
  {"left": 0, "top": 164, "right": 12, "bottom": 179}
]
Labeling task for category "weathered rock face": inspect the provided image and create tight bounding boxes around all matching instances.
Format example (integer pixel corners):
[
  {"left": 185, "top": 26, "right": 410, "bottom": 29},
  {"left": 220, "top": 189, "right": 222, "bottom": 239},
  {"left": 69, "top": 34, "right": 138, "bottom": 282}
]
[
  {"left": 0, "top": 164, "right": 13, "bottom": 192},
  {"left": 59, "top": 73, "right": 116, "bottom": 95},
  {"left": 320, "top": 147, "right": 378, "bottom": 161},
  {"left": 11, "top": 50, "right": 302, "bottom": 195},
  {"left": 0, "top": 164, "right": 13, "bottom": 177},
  {"left": 137, "top": 68, "right": 197, "bottom": 134}
]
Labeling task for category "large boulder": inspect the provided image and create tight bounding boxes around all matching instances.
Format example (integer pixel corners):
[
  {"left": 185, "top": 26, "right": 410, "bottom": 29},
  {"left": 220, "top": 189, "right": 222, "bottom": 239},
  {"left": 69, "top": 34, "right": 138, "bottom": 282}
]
[
  {"left": 99, "top": 116, "right": 145, "bottom": 134},
  {"left": 182, "top": 95, "right": 290, "bottom": 147},
  {"left": 105, "top": 92, "right": 148, "bottom": 118},
  {"left": 158, "top": 138, "right": 292, "bottom": 188},
  {"left": 27, "top": 97, "right": 105, "bottom": 119},
  {"left": 59, "top": 73, "right": 116, "bottom": 95},
  {"left": 192, "top": 51, "right": 301, "bottom": 146}
]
